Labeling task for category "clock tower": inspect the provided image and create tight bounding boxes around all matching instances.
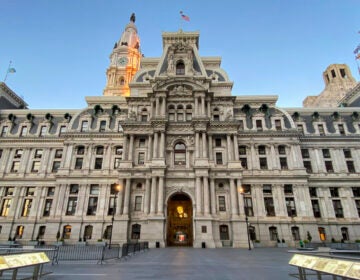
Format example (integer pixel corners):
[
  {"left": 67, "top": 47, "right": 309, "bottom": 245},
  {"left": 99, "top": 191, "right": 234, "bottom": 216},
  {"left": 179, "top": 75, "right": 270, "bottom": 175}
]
[{"left": 103, "top": 13, "right": 141, "bottom": 97}]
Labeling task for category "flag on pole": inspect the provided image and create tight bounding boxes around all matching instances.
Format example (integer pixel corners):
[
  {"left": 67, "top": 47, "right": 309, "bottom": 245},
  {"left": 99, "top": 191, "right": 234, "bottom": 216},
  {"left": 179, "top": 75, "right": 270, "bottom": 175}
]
[
  {"left": 8, "top": 68, "right": 16, "bottom": 73},
  {"left": 353, "top": 44, "right": 360, "bottom": 54},
  {"left": 180, "top": 11, "right": 190, "bottom": 21}
]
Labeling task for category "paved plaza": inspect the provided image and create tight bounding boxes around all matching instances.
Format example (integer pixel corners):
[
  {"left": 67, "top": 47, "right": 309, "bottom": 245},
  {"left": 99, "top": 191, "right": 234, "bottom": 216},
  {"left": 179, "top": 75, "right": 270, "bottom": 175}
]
[{"left": 34, "top": 247, "right": 298, "bottom": 280}]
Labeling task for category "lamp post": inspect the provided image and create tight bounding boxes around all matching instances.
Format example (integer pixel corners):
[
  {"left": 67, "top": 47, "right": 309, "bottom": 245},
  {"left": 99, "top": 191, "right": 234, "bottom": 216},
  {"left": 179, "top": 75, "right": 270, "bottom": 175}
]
[
  {"left": 109, "top": 183, "right": 121, "bottom": 249},
  {"left": 239, "top": 187, "right": 252, "bottom": 250}
]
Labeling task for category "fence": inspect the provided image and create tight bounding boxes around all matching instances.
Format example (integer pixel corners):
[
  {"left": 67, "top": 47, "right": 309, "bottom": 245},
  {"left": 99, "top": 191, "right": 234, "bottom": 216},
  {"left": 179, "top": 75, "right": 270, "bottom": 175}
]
[
  {"left": 306, "top": 242, "right": 360, "bottom": 250},
  {"left": 0, "top": 242, "right": 149, "bottom": 265}
]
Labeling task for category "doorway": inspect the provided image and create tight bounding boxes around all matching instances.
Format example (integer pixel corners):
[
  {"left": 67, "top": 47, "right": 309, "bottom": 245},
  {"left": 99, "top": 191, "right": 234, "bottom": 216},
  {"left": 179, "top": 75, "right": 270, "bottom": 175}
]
[{"left": 167, "top": 193, "right": 193, "bottom": 246}]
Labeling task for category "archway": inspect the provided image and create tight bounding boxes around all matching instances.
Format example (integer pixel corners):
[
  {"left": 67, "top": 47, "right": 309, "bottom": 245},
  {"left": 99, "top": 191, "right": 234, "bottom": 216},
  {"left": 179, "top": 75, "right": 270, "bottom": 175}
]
[{"left": 167, "top": 193, "right": 193, "bottom": 246}]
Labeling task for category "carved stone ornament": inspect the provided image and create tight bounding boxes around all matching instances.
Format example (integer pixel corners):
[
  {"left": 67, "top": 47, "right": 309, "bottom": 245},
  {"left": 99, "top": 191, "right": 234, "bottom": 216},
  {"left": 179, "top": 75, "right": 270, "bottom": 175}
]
[{"left": 169, "top": 85, "right": 192, "bottom": 96}]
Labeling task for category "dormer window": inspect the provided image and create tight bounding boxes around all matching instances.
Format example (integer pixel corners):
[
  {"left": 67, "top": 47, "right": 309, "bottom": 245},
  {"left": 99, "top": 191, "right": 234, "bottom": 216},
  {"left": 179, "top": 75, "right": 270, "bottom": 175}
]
[{"left": 176, "top": 62, "right": 185, "bottom": 75}]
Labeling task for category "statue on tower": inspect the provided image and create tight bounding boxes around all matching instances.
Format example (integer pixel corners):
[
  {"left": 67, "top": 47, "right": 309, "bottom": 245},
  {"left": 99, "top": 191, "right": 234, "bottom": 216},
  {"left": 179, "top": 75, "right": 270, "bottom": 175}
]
[{"left": 130, "top": 13, "right": 136, "bottom": 23}]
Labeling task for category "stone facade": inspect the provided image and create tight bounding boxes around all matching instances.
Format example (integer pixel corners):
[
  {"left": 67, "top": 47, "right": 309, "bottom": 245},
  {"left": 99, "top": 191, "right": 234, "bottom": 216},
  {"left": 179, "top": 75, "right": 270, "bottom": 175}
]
[{"left": 0, "top": 16, "right": 360, "bottom": 248}]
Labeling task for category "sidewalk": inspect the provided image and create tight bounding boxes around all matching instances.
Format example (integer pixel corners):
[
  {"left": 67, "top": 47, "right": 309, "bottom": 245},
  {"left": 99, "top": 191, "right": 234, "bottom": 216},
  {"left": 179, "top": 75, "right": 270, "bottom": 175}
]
[{"left": 40, "top": 247, "right": 297, "bottom": 280}]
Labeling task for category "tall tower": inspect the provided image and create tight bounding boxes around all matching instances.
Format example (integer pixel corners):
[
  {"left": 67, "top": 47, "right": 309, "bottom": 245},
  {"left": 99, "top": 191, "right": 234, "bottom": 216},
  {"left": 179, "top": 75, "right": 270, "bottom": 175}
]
[{"left": 103, "top": 13, "right": 141, "bottom": 97}]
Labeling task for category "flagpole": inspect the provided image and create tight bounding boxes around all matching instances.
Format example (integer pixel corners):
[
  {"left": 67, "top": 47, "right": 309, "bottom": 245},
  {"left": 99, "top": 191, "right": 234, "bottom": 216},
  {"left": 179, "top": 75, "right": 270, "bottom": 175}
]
[{"left": 3, "top": 61, "right": 12, "bottom": 82}]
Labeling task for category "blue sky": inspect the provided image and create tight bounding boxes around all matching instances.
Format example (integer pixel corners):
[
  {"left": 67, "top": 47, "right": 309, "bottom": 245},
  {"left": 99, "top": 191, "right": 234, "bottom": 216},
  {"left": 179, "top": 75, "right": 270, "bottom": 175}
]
[{"left": 1, "top": 0, "right": 359, "bottom": 109}]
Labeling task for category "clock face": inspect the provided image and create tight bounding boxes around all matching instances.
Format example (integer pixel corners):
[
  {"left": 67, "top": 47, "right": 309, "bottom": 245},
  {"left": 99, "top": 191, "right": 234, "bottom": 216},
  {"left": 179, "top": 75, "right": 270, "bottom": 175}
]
[{"left": 117, "top": 56, "right": 128, "bottom": 66}]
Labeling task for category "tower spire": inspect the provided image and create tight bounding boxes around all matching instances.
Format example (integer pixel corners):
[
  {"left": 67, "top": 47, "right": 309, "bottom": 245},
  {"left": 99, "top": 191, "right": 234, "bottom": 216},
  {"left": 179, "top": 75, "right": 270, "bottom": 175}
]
[{"left": 103, "top": 13, "right": 141, "bottom": 97}]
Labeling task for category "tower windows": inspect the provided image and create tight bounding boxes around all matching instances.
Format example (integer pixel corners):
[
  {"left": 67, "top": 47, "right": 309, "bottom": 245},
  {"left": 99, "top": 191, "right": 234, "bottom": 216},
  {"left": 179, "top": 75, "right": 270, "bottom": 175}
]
[
  {"left": 174, "top": 142, "right": 186, "bottom": 165},
  {"left": 176, "top": 61, "right": 185, "bottom": 75}
]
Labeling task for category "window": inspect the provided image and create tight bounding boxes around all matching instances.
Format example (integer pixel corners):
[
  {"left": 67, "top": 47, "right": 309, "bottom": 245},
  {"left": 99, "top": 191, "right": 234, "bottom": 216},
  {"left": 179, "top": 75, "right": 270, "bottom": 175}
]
[
  {"left": 0, "top": 149, "right": 2, "bottom": 159},
  {"left": 325, "top": 161, "right": 334, "bottom": 173},
  {"left": 340, "top": 68, "right": 346, "bottom": 78},
  {"left": 297, "top": 124, "right": 304, "bottom": 134},
  {"left": 186, "top": 113, "right": 192, "bottom": 121},
  {"left": 356, "top": 200, "right": 360, "bottom": 217},
  {"left": 239, "top": 120, "right": 244, "bottom": 130},
  {"left": 114, "top": 158, "right": 121, "bottom": 169},
  {"left": 303, "top": 161, "right": 312, "bottom": 173},
  {"left": 347, "top": 161, "right": 356, "bottom": 173},
  {"left": 249, "top": 226, "right": 256, "bottom": 241},
  {"left": 201, "top": 226, "right": 207, "bottom": 233},
  {"left": 215, "top": 138, "right": 222, "bottom": 147},
  {"left": 338, "top": 124, "right": 345, "bottom": 135},
  {"left": 139, "top": 138, "right": 146, "bottom": 148},
  {"left": 84, "top": 225, "right": 93, "bottom": 240},
  {"left": 31, "top": 161, "right": 40, "bottom": 172},
  {"left": 16, "top": 225, "right": 24, "bottom": 239},
  {"left": 278, "top": 145, "right": 286, "bottom": 155},
  {"left": 333, "top": 200, "right": 343, "bottom": 218},
  {"left": 138, "top": 153, "right": 145, "bottom": 165},
  {"left": 75, "top": 158, "right": 83, "bottom": 169},
  {"left": 322, "top": 149, "right": 330, "bottom": 158},
  {"left": 284, "top": 185, "right": 293, "bottom": 195},
  {"left": 169, "top": 113, "right": 175, "bottom": 121},
  {"left": 108, "top": 197, "right": 116, "bottom": 216},
  {"left": 244, "top": 197, "right": 254, "bottom": 216},
  {"left": 239, "top": 146, "right": 246, "bottom": 155},
  {"left": 87, "top": 197, "right": 98, "bottom": 215},
  {"left": 52, "top": 161, "right": 61, "bottom": 172},
  {"left": 59, "top": 125, "right": 66, "bottom": 135},
  {"left": 99, "top": 120, "right": 106, "bottom": 132},
  {"left": 14, "top": 149, "right": 23, "bottom": 158},
  {"left": 264, "top": 197, "right": 275, "bottom": 216},
  {"left": 21, "top": 199, "right": 32, "bottom": 217},
  {"left": 115, "top": 146, "right": 123, "bottom": 156},
  {"left": 131, "top": 224, "right": 141, "bottom": 239},
  {"left": 118, "top": 123, "right": 123, "bottom": 132},
  {"left": 285, "top": 198, "right": 297, "bottom": 217},
  {"left": 1, "top": 126, "right": 8, "bottom": 137},
  {"left": 94, "top": 158, "right": 103, "bottom": 169},
  {"left": 215, "top": 152, "right": 223, "bottom": 165},
  {"left": 90, "top": 185, "right": 99, "bottom": 195},
  {"left": 39, "top": 126, "right": 47, "bottom": 137},
  {"left": 70, "top": 184, "right": 79, "bottom": 194},
  {"left": 47, "top": 187, "right": 55, "bottom": 196},
  {"left": 259, "top": 158, "right": 267, "bottom": 169},
  {"left": 63, "top": 225, "right": 71, "bottom": 239},
  {"left": 256, "top": 120, "right": 263, "bottom": 131},
  {"left": 34, "top": 149, "right": 43, "bottom": 158},
  {"left": 134, "top": 196, "right": 142, "bottom": 211},
  {"left": 240, "top": 158, "right": 248, "bottom": 169},
  {"left": 352, "top": 187, "right": 360, "bottom": 197},
  {"left": 218, "top": 196, "right": 226, "bottom": 211},
  {"left": 258, "top": 146, "right": 266, "bottom": 155},
  {"left": 26, "top": 187, "right": 35, "bottom": 196},
  {"left": 330, "top": 187, "right": 339, "bottom": 197},
  {"left": 55, "top": 149, "right": 62, "bottom": 158},
  {"left": 263, "top": 185, "right": 272, "bottom": 194},
  {"left": 5, "top": 187, "right": 14, "bottom": 196},
  {"left": 20, "top": 126, "right": 28, "bottom": 137},
  {"left": 81, "top": 121, "right": 88, "bottom": 132},
  {"left": 141, "top": 114, "right": 148, "bottom": 122},
  {"left": 38, "top": 226, "right": 46, "bottom": 239},
  {"left": 318, "top": 124, "right": 325, "bottom": 136},
  {"left": 136, "top": 183, "right": 142, "bottom": 189},
  {"left": 213, "top": 108, "right": 220, "bottom": 121},
  {"left": 77, "top": 146, "right": 85, "bottom": 155},
  {"left": 318, "top": 227, "right": 326, "bottom": 241},
  {"left": 96, "top": 146, "right": 104, "bottom": 155},
  {"left": 311, "top": 200, "right": 321, "bottom": 217},
  {"left": 269, "top": 226, "right": 278, "bottom": 241},
  {"left": 176, "top": 61, "right": 185, "bottom": 75},
  {"left": 11, "top": 161, "right": 20, "bottom": 173},
  {"left": 301, "top": 149, "right": 309, "bottom": 158},
  {"left": 1, "top": 199, "right": 11, "bottom": 216},
  {"left": 275, "top": 120, "right": 281, "bottom": 131},
  {"left": 43, "top": 199, "right": 52, "bottom": 216},
  {"left": 219, "top": 225, "right": 229, "bottom": 240},
  {"left": 280, "top": 157, "right": 288, "bottom": 170},
  {"left": 309, "top": 187, "right": 317, "bottom": 197},
  {"left": 66, "top": 197, "right": 77, "bottom": 215},
  {"left": 291, "top": 227, "right": 300, "bottom": 241},
  {"left": 341, "top": 227, "right": 349, "bottom": 241},
  {"left": 174, "top": 143, "right": 186, "bottom": 165},
  {"left": 343, "top": 149, "right": 352, "bottom": 158}
]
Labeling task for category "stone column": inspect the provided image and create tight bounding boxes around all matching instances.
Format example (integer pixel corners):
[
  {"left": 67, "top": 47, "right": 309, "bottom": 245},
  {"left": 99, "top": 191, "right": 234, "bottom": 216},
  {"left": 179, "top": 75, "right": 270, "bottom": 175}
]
[
  {"left": 201, "top": 96, "right": 205, "bottom": 115},
  {"left": 147, "top": 135, "right": 153, "bottom": 161},
  {"left": 117, "top": 179, "right": 125, "bottom": 215},
  {"left": 202, "top": 132, "right": 207, "bottom": 158},
  {"left": 150, "top": 100, "right": 154, "bottom": 118},
  {"left": 227, "top": 135, "right": 232, "bottom": 161},
  {"left": 270, "top": 145, "right": 277, "bottom": 170},
  {"left": 160, "top": 132, "right": 165, "bottom": 158},
  {"left": 153, "top": 132, "right": 158, "bottom": 158},
  {"left": 144, "top": 178, "right": 151, "bottom": 214},
  {"left": 155, "top": 97, "right": 160, "bottom": 117},
  {"left": 195, "top": 97, "right": 198, "bottom": 116},
  {"left": 210, "top": 178, "right": 216, "bottom": 214},
  {"left": 128, "top": 135, "right": 134, "bottom": 162},
  {"left": 195, "top": 177, "right": 201, "bottom": 214},
  {"left": 233, "top": 135, "right": 239, "bottom": 161},
  {"left": 150, "top": 177, "right": 157, "bottom": 214},
  {"left": 230, "top": 179, "right": 238, "bottom": 215},
  {"left": 186, "top": 150, "right": 190, "bottom": 168},
  {"left": 203, "top": 177, "right": 210, "bottom": 215},
  {"left": 207, "top": 100, "right": 211, "bottom": 117},
  {"left": 253, "top": 185, "right": 265, "bottom": 217},
  {"left": 161, "top": 97, "right": 166, "bottom": 116},
  {"left": 237, "top": 179, "right": 245, "bottom": 215},
  {"left": 157, "top": 176, "right": 164, "bottom": 214},
  {"left": 273, "top": 185, "right": 287, "bottom": 217},
  {"left": 122, "top": 179, "right": 131, "bottom": 215},
  {"left": 123, "top": 135, "right": 128, "bottom": 160},
  {"left": 250, "top": 144, "right": 257, "bottom": 169},
  {"left": 208, "top": 135, "right": 213, "bottom": 161},
  {"left": 195, "top": 132, "right": 199, "bottom": 158}
]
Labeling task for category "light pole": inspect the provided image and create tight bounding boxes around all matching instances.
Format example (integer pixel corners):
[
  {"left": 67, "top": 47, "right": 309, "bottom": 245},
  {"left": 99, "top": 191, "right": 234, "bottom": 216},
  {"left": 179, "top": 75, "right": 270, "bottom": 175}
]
[
  {"left": 239, "top": 187, "right": 252, "bottom": 250},
  {"left": 109, "top": 183, "right": 121, "bottom": 249}
]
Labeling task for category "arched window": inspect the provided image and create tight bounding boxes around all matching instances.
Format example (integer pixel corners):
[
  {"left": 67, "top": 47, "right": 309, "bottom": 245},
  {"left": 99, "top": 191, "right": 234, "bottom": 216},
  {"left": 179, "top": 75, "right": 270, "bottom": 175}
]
[
  {"left": 84, "top": 225, "right": 93, "bottom": 240},
  {"left": 249, "top": 226, "right": 256, "bottom": 241},
  {"left": 318, "top": 227, "right": 326, "bottom": 241},
  {"left": 120, "top": 77, "right": 125, "bottom": 85},
  {"left": 63, "top": 225, "right": 72, "bottom": 239},
  {"left": 291, "top": 226, "right": 300, "bottom": 240},
  {"left": 131, "top": 224, "right": 141, "bottom": 239},
  {"left": 269, "top": 226, "right": 278, "bottom": 241},
  {"left": 341, "top": 227, "right": 349, "bottom": 241},
  {"left": 176, "top": 62, "right": 185, "bottom": 75},
  {"left": 174, "top": 143, "right": 186, "bottom": 165},
  {"left": 219, "top": 225, "right": 229, "bottom": 240}
]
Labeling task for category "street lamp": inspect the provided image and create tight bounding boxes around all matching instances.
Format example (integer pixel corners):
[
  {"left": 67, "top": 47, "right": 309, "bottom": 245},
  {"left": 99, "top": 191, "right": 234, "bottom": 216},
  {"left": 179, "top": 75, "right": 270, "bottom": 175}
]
[
  {"left": 239, "top": 186, "right": 252, "bottom": 250},
  {"left": 109, "top": 183, "right": 121, "bottom": 249}
]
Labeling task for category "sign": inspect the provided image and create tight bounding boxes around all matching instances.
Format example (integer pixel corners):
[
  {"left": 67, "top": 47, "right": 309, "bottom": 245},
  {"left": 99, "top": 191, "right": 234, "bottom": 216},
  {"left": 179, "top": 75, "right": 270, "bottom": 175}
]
[{"left": 0, "top": 252, "right": 49, "bottom": 270}]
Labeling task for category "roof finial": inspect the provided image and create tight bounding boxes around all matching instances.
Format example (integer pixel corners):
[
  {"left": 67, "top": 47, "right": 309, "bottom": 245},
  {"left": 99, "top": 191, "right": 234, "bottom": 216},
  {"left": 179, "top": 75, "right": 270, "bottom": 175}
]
[{"left": 130, "top": 13, "right": 136, "bottom": 23}]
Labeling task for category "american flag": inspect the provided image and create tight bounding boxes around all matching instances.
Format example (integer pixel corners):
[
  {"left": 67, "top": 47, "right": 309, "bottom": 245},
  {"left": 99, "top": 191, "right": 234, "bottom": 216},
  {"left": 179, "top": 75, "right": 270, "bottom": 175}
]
[{"left": 180, "top": 11, "right": 190, "bottom": 22}]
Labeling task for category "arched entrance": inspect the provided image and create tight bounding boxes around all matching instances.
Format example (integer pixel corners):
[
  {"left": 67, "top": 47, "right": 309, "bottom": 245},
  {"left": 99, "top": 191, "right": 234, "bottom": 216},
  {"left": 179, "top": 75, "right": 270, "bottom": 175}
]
[{"left": 167, "top": 193, "right": 193, "bottom": 246}]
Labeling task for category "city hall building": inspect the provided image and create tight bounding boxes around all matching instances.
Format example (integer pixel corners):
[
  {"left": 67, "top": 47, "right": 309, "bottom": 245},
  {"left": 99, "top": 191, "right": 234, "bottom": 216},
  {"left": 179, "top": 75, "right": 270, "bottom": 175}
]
[{"left": 0, "top": 15, "right": 360, "bottom": 248}]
